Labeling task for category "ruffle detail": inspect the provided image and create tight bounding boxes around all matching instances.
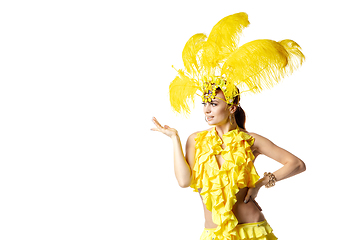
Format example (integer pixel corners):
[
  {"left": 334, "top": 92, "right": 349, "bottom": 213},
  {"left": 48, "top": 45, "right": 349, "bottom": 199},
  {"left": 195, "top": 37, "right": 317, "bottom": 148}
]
[
  {"left": 201, "top": 221, "right": 277, "bottom": 240},
  {"left": 237, "top": 221, "right": 277, "bottom": 240},
  {"left": 190, "top": 127, "right": 260, "bottom": 240}
]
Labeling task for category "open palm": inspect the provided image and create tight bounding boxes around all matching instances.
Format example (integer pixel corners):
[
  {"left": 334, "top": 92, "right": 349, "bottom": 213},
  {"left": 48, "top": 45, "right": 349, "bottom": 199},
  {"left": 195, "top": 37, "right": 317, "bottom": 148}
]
[{"left": 151, "top": 117, "right": 178, "bottom": 138}]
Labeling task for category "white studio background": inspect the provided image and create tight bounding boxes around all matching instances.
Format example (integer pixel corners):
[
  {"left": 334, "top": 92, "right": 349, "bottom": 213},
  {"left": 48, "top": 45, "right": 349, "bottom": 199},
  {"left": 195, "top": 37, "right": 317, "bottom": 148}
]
[{"left": 0, "top": 0, "right": 359, "bottom": 239}]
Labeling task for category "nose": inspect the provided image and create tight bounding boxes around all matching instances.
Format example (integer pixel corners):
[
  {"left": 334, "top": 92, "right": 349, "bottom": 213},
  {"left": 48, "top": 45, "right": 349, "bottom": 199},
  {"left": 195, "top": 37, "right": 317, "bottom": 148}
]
[{"left": 204, "top": 103, "right": 211, "bottom": 114}]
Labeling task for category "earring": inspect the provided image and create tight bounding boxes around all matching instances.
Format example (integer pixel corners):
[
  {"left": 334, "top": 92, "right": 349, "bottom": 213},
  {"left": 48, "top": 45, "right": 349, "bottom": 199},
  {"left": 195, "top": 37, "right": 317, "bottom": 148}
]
[{"left": 229, "top": 114, "right": 235, "bottom": 125}]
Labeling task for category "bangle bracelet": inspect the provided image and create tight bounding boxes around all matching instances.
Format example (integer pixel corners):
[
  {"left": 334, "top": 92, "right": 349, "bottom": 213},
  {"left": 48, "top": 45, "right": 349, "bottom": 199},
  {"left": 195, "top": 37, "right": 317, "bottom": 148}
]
[{"left": 264, "top": 172, "right": 276, "bottom": 188}]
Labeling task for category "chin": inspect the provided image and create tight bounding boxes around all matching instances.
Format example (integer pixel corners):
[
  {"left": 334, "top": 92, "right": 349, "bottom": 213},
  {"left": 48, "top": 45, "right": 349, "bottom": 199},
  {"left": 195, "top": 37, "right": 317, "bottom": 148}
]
[
  {"left": 206, "top": 120, "right": 219, "bottom": 126},
  {"left": 207, "top": 118, "right": 228, "bottom": 126}
]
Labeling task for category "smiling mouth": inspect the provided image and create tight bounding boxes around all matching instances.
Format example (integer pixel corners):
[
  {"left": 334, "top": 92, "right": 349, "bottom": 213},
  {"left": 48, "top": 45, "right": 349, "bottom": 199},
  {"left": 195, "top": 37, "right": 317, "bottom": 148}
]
[{"left": 206, "top": 116, "right": 214, "bottom": 121}]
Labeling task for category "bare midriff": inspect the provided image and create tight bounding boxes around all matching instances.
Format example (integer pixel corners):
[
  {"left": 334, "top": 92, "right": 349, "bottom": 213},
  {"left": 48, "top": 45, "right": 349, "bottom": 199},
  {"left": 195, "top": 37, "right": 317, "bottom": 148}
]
[{"left": 198, "top": 187, "right": 265, "bottom": 228}]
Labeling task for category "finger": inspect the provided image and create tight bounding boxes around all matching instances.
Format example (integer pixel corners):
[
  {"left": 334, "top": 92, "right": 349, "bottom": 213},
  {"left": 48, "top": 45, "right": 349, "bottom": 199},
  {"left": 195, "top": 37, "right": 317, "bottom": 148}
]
[
  {"left": 244, "top": 193, "right": 250, "bottom": 204},
  {"left": 153, "top": 117, "right": 162, "bottom": 128},
  {"left": 152, "top": 117, "right": 163, "bottom": 129}
]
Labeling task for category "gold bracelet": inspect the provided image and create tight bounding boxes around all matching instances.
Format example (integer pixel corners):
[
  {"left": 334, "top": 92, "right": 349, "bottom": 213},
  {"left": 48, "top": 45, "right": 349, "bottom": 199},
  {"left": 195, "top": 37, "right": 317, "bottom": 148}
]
[{"left": 264, "top": 172, "right": 276, "bottom": 188}]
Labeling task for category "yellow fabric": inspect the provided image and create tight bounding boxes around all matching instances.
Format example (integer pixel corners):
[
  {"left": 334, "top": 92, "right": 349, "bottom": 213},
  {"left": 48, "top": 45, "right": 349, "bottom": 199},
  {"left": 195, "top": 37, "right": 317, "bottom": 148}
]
[
  {"left": 191, "top": 127, "right": 260, "bottom": 240},
  {"left": 200, "top": 220, "right": 278, "bottom": 240},
  {"left": 169, "top": 12, "right": 305, "bottom": 116}
]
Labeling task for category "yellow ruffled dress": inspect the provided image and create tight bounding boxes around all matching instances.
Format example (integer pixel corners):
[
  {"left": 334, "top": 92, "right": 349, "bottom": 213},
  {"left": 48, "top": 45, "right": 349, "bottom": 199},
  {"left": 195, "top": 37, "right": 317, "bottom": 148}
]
[{"left": 191, "top": 127, "right": 277, "bottom": 240}]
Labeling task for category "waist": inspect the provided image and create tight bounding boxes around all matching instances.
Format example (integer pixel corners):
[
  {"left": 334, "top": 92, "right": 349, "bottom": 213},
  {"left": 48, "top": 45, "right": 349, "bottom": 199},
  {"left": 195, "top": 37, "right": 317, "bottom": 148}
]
[{"left": 200, "top": 187, "right": 265, "bottom": 228}]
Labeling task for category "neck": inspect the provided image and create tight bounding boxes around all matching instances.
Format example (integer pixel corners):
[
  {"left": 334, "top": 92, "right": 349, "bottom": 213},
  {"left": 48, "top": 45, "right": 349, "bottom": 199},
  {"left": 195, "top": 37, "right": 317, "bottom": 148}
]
[{"left": 214, "top": 121, "right": 238, "bottom": 138}]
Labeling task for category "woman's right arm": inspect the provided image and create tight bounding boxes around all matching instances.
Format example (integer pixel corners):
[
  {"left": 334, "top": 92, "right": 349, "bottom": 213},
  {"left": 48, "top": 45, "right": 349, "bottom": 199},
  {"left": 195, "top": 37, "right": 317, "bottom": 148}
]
[{"left": 151, "top": 117, "right": 196, "bottom": 188}]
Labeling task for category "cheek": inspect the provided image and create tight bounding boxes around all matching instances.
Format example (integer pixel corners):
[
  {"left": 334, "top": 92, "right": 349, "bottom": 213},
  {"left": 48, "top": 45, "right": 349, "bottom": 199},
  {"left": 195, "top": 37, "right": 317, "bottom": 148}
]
[
  {"left": 213, "top": 107, "right": 221, "bottom": 115},
  {"left": 213, "top": 106, "right": 227, "bottom": 117}
]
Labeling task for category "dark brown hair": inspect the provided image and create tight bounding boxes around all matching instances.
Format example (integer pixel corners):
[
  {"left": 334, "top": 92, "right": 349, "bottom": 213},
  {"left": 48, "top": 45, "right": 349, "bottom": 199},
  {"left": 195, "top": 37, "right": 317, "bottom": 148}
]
[{"left": 232, "top": 94, "right": 246, "bottom": 130}]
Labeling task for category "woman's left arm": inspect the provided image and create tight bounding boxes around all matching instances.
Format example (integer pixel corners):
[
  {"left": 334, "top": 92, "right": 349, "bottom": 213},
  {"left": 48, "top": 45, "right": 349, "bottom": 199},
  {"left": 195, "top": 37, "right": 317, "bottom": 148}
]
[{"left": 244, "top": 132, "right": 306, "bottom": 203}]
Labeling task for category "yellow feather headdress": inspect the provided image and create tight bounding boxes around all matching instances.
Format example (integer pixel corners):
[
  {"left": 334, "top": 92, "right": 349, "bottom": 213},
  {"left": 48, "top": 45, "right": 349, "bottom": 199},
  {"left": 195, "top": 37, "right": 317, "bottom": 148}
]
[{"left": 169, "top": 12, "right": 305, "bottom": 116}]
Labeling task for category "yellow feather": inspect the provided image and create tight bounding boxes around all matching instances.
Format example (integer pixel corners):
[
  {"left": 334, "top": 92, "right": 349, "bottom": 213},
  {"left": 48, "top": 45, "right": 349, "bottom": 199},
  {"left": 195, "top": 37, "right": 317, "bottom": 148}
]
[
  {"left": 221, "top": 39, "right": 305, "bottom": 94},
  {"left": 182, "top": 33, "right": 207, "bottom": 77},
  {"left": 169, "top": 69, "right": 199, "bottom": 116},
  {"left": 279, "top": 39, "right": 305, "bottom": 73},
  {"left": 207, "top": 12, "right": 250, "bottom": 58},
  {"left": 201, "top": 12, "right": 250, "bottom": 73}
]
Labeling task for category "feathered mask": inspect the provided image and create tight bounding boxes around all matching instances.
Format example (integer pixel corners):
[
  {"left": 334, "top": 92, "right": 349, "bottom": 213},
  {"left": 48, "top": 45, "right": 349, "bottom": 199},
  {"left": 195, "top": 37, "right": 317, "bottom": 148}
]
[{"left": 169, "top": 12, "right": 305, "bottom": 116}]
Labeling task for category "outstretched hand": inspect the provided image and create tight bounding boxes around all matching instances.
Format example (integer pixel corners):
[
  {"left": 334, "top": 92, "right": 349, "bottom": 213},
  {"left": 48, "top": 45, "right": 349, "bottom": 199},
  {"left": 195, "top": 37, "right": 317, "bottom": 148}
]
[{"left": 151, "top": 117, "right": 178, "bottom": 138}]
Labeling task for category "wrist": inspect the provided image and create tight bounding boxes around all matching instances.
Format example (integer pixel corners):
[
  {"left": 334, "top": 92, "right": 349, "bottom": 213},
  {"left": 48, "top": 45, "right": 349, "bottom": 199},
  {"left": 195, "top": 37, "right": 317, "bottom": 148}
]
[
  {"left": 171, "top": 133, "right": 180, "bottom": 141},
  {"left": 263, "top": 172, "right": 276, "bottom": 188},
  {"left": 256, "top": 177, "right": 268, "bottom": 188}
]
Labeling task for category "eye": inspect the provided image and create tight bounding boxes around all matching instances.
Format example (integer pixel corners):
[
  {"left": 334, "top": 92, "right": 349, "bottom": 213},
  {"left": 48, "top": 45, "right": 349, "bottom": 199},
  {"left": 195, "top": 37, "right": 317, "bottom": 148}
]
[
  {"left": 211, "top": 103, "right": 217, "bottom": 106},
  {"left": 201, "top": 102, "right": 206, "bottom": 105}
]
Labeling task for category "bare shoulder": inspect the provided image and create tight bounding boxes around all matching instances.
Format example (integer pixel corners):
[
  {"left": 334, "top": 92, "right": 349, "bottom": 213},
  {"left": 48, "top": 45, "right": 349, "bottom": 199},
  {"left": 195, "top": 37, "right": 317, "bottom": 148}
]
[
  {"left": 186, "top": 132, "right": 198, "bottom": 145},
  {"left": 247, "top": 131, "right": 272, "bottom": 141},
  {"left": 187, "top": 128, "right": 210, "bottom": 142},
  {"left": 247, "top": 132, "right": 275, "bottom": 152},
  {"left": 247, "top": 132, "right": 265, "bottom": 140}
]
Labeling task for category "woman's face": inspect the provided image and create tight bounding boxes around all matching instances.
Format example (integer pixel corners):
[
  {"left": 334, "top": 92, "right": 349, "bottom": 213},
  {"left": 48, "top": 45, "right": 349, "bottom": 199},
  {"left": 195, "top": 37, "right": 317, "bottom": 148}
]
[{"left": 203, "top": 90, "right": 232, "bottom": 125}]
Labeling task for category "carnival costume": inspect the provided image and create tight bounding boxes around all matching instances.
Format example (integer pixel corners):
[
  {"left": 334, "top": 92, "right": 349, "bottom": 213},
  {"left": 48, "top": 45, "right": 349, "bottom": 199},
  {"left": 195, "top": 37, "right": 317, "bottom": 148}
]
[
  {"left": 168, "top": 12, "right": 304, "bottom": 240},
  {"left": 194, "top": 127, "right": 277, "bottom": 240}
]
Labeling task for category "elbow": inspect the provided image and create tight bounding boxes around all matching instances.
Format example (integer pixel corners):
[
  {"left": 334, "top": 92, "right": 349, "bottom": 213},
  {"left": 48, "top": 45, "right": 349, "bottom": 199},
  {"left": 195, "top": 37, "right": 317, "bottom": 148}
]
[
  {"left": 177, "top": 178, "right": 191, "bottom": 188},
  {"left": 179, "top": 183, "right": 190, "bottom": 188},
  {"left": 297, "top": 159, "right": 306, "bottom": 173},
  {"left": 179, "top": 182, "right": 190, "bottom": 188}
]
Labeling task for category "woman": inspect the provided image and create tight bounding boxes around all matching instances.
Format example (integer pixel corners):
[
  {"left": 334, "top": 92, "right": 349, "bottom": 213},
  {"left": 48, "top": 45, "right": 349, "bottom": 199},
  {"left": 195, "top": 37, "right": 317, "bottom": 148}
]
[{"left": 151, "top": 12, "right": 306, "bottom": 240}]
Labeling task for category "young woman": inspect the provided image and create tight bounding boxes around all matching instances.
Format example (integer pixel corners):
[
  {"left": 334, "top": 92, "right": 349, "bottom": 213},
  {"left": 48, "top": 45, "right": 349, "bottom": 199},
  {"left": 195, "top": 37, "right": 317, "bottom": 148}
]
[
  {"left": 151, "top": 88, "right": 305, "bottom": 239},
  {"left": 151, "top": 12, "right": 306, "bottom": 240}
]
